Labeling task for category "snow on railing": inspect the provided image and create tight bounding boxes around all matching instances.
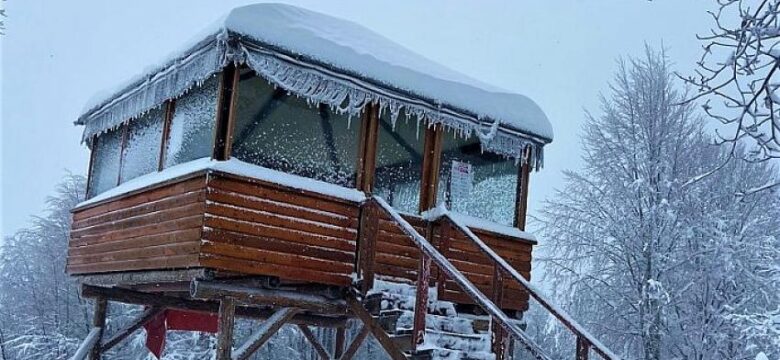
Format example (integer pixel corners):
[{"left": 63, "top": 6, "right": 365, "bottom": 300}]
[
  {"left": 371, "top": 195, "right": 552, "bottom": 360},
  {"left": 435, "top": 208, "right": 621, "bottom": 360}
]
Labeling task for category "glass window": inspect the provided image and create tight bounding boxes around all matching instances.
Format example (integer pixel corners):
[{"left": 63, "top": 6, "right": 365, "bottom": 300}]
[
  {"left": 231, "top": 71, "right": 360, "bottom": 187},
  {"left": 120, "top": 107, "right": 164, "bottom": 183},
  {"left": 88, "top": 127, "right": 123, "bottom": 197},
  {"left": 436, "top": 130, "right": 519, "bottom": 226},
  {"left": 373, "top": 111, "right": 425, "bottom": 214},
  {"left": 164, "top": 75, "right": 219, "bottom": 167}
]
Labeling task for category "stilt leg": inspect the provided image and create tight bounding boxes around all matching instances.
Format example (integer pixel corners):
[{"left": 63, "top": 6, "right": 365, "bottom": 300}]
[
  {"left": 334, "top": 327, "right": 346, "bottom": 358},
  {"left": 216, "top": 298, "right": 236, "bottom": 360},
  {"left": 88, "top": 298, "right": 107, "bottom": 360}
]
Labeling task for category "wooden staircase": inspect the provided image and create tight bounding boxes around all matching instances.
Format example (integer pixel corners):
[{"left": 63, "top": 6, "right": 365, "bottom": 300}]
[
  {"left": 365, "top": 280, "right": 503, "bottom": 360},
  {"left": 361, "top": 195, "right": 621, "bottom": 360}
]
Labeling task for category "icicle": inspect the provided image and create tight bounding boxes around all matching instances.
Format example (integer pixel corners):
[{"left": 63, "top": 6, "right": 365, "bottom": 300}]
[{"left": 80, "top": 34, "right": 546, "bottom": 169}]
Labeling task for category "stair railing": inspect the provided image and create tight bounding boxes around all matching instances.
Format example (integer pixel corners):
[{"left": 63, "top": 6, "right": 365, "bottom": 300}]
[
  {"left": 434, "top": 210, "right": 621, "bottom": 360},
  {"left": 370, "top": 195, "right": 552, "bottom": 360}
]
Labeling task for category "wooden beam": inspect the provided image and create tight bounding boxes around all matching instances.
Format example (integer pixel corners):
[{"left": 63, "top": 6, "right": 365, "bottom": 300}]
[
  {"left": 158, "top": 100, "right": 176, "bottom": 171},
  {"left": 298, "top": 325, "right": 333, "bottom": 360},
  {"left": 216, "top": 298, "right": 236, "bottom": 360},
  {"left": 88, "top": 298, "right": 107, "bottom": 360},
  {"left": 213, "top": 64, "right": 240, "bottom": 161},
  {"left": 100, "top": 306, "right": 164, "bottom": 352},
  {"left": 576, "top": 337, "right": 590, "bottom": 360},
  {"left": 356, "top": 200, "right": 380, "bottom": 293},
  {"left": 491, "top": 267, "right": 508, "bottom": 360},
  {"left": 412, "top": 253, "right": 431, "bottom": 350},
  {"left": 191, "top": 281, "right": 348, "bottom": 314},
  {"left": 514, "top": 146, "right": 532, "bottom": 230},
  {"left": 71, "top": 327, "right": 102, "bottom": 360},
  {"left": 116, "top": 124, "right": 129, "bottom": 186},
  {"left": 233, "top": 307, "right": 299, "bottom": 360},
  {"left": 334, "top": 327, "right": 346, "bottom": 358},
  {"left": 85, "top": 135, "right": 99, "bottom": 198},
  {"left": 346, "top": 294, "right": 408, "bottom": 360},
  {"left": 419, "top": 124, "right": 443, "bottom": 212},
  {"left": 338, "top": 325, "right": 370, "bottom": 360},
  {"left": 356, "top": 102, "right": 380, "bottom": 193},
  {"left": 80, "top": 285, "right": 347, "bottom": 328}
]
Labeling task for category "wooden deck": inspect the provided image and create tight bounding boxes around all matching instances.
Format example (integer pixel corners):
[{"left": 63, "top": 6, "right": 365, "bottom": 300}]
[{"left": 69, "top": 170, "right": 534, "bottom": 311}]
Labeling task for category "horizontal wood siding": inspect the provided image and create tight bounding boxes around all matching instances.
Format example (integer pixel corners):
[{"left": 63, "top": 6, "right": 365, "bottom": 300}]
[
  {"left": 68, "top": 176, "right": 208, "bottom": 274},
  {"left": 374, "top": 213, "right": 427, "bottom": 281},
  {"left": 373, "top": 213, "right": 532, "bottom": 311},
  {"left": 201, "top": 173, "right": 360, "bottom": 286},
  {"left": 67, "top": 167, "right": 532, "bottom": 312},
  {"left": 438, "top": 222, "right": 532, "bottom": 311}
]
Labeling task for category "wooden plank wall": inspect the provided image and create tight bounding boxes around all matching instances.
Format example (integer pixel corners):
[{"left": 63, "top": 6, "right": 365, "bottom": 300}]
[
  {"left": 68, "top": 176, "right": 208, "bottom": 274},
  {"left": 373, "top": 213, "right": 532, "bottom": 311},
  {"left": 200, "top": 173, "right": 360, "bottom": 287},
  {"left": 373, "top": 213, "right": 427, "bottom": 281},
  {"left": 68, "top": 170, "right": 532, "bottom": 312},
  {"left": 437, "top": 222, "right": 532, "bottom": 311}
]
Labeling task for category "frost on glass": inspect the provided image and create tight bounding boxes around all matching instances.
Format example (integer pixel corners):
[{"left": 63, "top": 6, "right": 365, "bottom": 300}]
[
  {"left": 231, "top": 71, "right": 359, "bottom": 187},
  {"left": 373, "top": 110, "right": 425, "bottom": 214},
  {"left": 164, "top": 75, "right": 219, "bottom": 168},
  {"left": 437, "top": 129, "right": 519, "bottom": 226},
  {"left": 88, "top": 127, "right": 123, "bottom": 198},
  {"left": 120, "top": 107, "right": 164, "bottom": 183}
]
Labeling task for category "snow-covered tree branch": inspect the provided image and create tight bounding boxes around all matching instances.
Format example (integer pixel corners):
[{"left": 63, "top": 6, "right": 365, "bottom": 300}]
[{"left": 682, "top": 0, "right": 780, "bottom": 172}]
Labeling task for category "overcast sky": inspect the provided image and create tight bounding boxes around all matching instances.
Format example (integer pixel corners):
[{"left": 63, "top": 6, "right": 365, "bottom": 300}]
[{"left": 1, "top": 1, "right": 712, "bottom": 238}]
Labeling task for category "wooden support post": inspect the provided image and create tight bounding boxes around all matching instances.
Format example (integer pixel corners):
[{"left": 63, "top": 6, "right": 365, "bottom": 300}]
[
  {"left": 491, "top": 266, "right": 508, "bottom": 360},
  {"left": 233, "top": 307, "right": 299, "bottom": 360},
  {"left": 88, "top": 298, "right": 107, "bottom": 360},
  {"left": 213, "top": 63, "right": 240, "bottom": 161},
  {"left": 334, "top": 327, "right": 346, "bottom": 359},
  {"left": 85, "top": 135, "right": 98, "bottom": 198},
  {"left": 216, "top": 298, "right": 236, "bottom": 360},
  {"left": 514, "top": 146, "right": 532, "bottom": 230},
  {"left": 576, "top": 337, "right": 590, "bottom": 360},
  {"left": 298, "top": 325, "right": 333, "bottom": 360},
  {"left": 346, "top": 294, "right": 408, "bottom": 360},
  {"left": 356, "top": 201, "right": 380, "bottom": 294},
  {"left": 356, "top": 102, "right": 380, "bottom": 193},
  {"left": 100, "top": 306, "right": 164, "bottom": 352},
  {"left": 158, "top": 100, "right": 176, "bottom": 171},
  {"left": 412, "top": 253, "right": 431, "bottom": 350},
  {"left": 419, "top": 124, "right": 443, "bottom": 213},
  {"left": 339, "top": 325, "right": 370, "bottom": 360}
]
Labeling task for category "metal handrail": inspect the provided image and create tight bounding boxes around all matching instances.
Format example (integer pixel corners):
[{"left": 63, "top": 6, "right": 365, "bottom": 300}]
[
  {"left": 370, "top": 196, "right": 552, "bottom": 360},
  {"left": 440, "top": 212, "right": 621, "bottom": 360}
]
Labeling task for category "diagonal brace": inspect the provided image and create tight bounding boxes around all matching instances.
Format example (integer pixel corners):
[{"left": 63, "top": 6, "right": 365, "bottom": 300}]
[{"left": 232, "top": 307, "right": 300, "bottom": 360}]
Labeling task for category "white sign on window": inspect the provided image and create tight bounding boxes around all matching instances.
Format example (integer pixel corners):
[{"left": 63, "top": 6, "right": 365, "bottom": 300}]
[{"left": 450, "top": 160, "right": 473, "bottom": 202}]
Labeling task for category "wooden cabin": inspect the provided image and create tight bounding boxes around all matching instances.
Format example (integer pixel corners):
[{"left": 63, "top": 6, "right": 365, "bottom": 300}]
[{"left": 64, "top": 5, "right": 623, "bottom": 360}]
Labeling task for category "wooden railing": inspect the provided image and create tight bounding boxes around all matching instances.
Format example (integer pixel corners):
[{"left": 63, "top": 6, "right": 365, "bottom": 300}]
[
  {"left": 436, "top": 211, "right": 620, "bottom": 360},
  {"left": 367, "top": 196, "right": 552, "bottom": 360}
]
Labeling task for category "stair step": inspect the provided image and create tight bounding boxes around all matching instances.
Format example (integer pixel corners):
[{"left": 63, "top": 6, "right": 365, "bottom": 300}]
[
  {"left": 379, "top": 309, "right": 478, "bottom": 335},
  {"left": 390, "top": 330, "right": 491, "bottom": 354},
  {"left": 366, "top": 291, "right": 457, "bottom": 316},
  {"left": 411, "top": 348, "right": 496, "bottom": 360}
]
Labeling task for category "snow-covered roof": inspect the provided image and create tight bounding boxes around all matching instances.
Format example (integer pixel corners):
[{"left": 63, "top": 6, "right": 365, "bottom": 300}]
[{"left": 77, "top": 3, "right": 552, "bottom": 166}]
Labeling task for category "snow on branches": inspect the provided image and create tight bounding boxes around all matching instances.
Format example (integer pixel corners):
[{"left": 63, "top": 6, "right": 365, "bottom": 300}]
[{"left": 684, "top": 0, "right": 780, "bottom": 165}]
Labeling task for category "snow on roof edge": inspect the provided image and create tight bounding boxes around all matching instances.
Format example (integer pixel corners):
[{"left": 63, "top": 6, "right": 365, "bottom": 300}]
[{"left": 77, "top": 4, "right": 553, "bottom": 149}]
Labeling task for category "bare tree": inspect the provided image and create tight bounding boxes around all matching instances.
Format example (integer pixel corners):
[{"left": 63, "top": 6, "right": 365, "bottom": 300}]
[{"left": 682, "top": 0, "right": 780, "bottom": 194}]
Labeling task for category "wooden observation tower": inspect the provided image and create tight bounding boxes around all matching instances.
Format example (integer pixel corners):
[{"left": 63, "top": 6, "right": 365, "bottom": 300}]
[{"left": 68, "top": 4, "right": 618, "bottom": 360}]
